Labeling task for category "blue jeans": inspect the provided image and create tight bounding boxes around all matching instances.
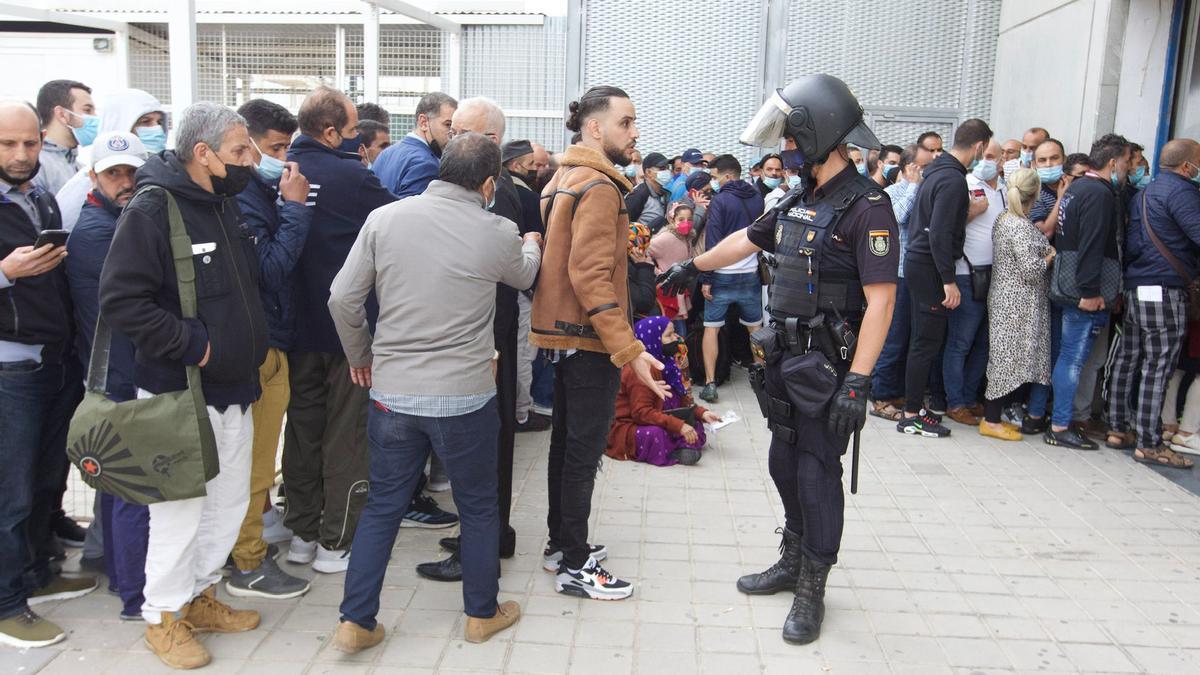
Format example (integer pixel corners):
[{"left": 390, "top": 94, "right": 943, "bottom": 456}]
[
  {"left": 942, "top": 274, "right": 989, "bottom": 409},
  {"left": 1027, "top": 304, "right": 1063, "bottom": 418},
  {"left": 703, "top": 272, "right": 763, "bottom": 327},
  {"left": 872, "top": 277, "right": 911, "bottom": 400},
  {"left": 110, "top": 496, "right": 149, "bottom": 617},
  {"left": 531, "top": 352, "right": 554, "bottom": 410},
  {"left": 341, "top": 399, "right": 500, "bottom": 626},
  {"left": 0, "top": 359, "right": 83, "bottom": 620},
  {"left": 1051, "top": 306, "right": 1109, "bottom": 427}
]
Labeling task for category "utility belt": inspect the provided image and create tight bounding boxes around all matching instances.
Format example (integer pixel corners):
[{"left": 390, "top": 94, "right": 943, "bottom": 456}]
[
  {"left": 747, "top": 314, "right": 856, "bottom": 443},
  {"left": 532, "top": 320, "right": 600, "bottom": 340}
]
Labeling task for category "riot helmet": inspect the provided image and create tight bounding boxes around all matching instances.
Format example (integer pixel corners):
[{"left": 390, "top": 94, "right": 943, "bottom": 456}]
[{"left": 740, "top": 74, "right": 880, "bottom": 163}]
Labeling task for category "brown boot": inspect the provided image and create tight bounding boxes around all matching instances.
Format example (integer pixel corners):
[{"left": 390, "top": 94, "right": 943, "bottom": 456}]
[
  {"left": 145, "top": 613, "right": 211, "bottom": 669},
  {"left": 331, "top": 620, "right": 385, "bottom": 653},
  {"left": 465, "top": 601, "right": 521, "bottom": 643},
  {"left": 186, "top": 586, "right": 260, "bottom": 633}
]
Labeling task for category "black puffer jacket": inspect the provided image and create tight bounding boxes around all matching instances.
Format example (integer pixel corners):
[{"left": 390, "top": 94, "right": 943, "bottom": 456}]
[{"left": 100, "top": 152, "right": 268, "bottom": 407}]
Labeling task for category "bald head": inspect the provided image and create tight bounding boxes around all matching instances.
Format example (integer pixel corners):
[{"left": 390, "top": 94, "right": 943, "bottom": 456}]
[
  {"left": 0, "top": 100, "right": 43, "bottom": 186},
  {"left": 451, "top": 98, "right": 506, "bottom": 144},
  {"left": 1160, "top": 139, "right": 1200, "bottom": 173}
]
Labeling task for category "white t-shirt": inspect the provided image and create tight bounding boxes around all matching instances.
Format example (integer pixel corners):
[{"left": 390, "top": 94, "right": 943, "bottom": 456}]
[{"left": 956, "top": 174, "right": 1006, "bottom": 275}]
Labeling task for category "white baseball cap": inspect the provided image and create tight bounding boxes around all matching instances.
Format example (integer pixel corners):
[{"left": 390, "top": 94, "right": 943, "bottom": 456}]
[{"left": 92, "top": 131, "right": 148, "bottom": 173}]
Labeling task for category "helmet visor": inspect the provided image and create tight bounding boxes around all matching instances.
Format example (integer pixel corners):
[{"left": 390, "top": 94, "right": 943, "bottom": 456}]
[{"left": 739, "top": 91, "right": 791, "bottom": 147}]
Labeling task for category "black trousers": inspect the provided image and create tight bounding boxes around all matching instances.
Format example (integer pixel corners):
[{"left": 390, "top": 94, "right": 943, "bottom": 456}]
[
  {"left": 547, "top": 350, "right": 621, "bottom": 570},
  {"left": 493, "top": 285, "right": 518, "bottom": 548},
  {"left": 904, "top": 257, "right": 950, "bottom": 415},
  {"left": 763, "top": 356, "right": 848, "bottom": 566}
]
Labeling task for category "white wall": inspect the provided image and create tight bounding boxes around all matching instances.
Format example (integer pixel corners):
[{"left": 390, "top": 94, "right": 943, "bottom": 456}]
[
  {"left": 1113, "top": 0, "right": 1175, "bottom": 149},
  {"left": 0, "top": 31, "right": 128, "bottom": 103}
]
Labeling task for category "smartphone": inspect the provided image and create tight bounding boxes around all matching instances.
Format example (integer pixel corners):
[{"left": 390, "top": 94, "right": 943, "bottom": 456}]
[
  {"left": 34, "top": 229, "right": 69, "bottom": 249},
  {"left": 970, "top": 188, "right": 986, "bottom": 200}
]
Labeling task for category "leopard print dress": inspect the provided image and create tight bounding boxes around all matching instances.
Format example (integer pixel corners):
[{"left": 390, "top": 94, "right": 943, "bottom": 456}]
[{"left": 985, "top": 211, "right": 1053, "bottom": 401}]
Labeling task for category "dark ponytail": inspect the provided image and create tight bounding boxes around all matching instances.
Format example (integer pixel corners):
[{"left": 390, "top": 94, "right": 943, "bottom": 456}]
[{"left": 565, "top": 85, "right": 629, "bottom": 133}]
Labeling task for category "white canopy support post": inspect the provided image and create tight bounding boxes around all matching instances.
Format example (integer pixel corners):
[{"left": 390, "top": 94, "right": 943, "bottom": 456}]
[
  {"left": 369, "top": 0, "right": 462, "bottom": 34},
  {"left": 363, "top": 2, "right": 380, "bottom": 103},
  {"left": 445, "top": 30, "right": 462, "bottom": 99},
  {"left": 168, "top": 0, "right": 198, "bottom": 108}
]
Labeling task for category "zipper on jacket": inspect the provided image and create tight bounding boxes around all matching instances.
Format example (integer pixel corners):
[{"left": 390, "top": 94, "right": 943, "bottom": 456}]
[
  {"left": 214, "top": 203, "right": 257, "bottom": 351},
  {"left": 7, "top": 291, "right": 17, "bottom": 336}
]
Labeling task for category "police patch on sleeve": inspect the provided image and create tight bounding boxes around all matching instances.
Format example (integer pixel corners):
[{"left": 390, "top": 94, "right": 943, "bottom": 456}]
[{"left": 869, "top": 230, "right": 890, "bottom": 257}]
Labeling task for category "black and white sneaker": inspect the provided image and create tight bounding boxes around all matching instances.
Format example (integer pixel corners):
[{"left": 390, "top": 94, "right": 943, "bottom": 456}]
[
  {"left": 401, "top": 494, "right": 459, "bottom": 529},
  {"left": 227, "top": 556, "right": 311, "bottom": 599},
  {"left": 555, "top": 557, "right": 632, "bottom": 600},
  {"left": 542, "top": 544, "right": 607, "bottom": 572},
  {"left": 896, "top": 410, "right": 952, "bottom": 438}
]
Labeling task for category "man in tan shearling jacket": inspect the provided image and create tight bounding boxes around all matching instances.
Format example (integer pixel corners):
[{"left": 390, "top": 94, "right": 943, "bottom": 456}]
[{"left": 531, "top": 86, "right": 669, "bottom": 600}]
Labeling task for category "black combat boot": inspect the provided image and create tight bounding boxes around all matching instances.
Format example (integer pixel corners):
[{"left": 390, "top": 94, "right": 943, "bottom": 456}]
[
  {"left": 782, "top": 555, "right": 832, "bottom": 645},
  {"left": 736, "top": 527, "right": 802, "bottom": 595}
]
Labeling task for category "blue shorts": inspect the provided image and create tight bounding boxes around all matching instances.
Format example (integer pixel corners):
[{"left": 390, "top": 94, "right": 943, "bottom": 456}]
[{"left": 703, "top": 272, "right": 764, "bottom": 327}]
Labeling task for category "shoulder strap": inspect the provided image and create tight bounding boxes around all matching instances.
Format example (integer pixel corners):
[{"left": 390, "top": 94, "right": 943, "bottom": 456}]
[
  {"left": 85, "top": 186, "right": 204, "bottom": 401},
  {"left": 1139, "top": 189, "right": 1192, "bottom": 284}
]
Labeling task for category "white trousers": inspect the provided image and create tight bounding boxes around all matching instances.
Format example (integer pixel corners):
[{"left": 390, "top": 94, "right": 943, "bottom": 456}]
[
  {"left": 141, "top": 393, "right": 253, "bottom": 621},
  {"left": 515, "top": 292, "right": 535, "bottom": 421}
]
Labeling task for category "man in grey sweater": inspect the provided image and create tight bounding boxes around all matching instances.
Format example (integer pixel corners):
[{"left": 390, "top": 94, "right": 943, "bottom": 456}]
[{"left": 327, "top": 132, "right": 541, "bottom": 651}]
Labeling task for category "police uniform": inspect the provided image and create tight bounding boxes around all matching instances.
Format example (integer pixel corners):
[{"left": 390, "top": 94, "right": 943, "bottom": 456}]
[{"left": 746, "top": 164, "right": 898, "bottom": 565}]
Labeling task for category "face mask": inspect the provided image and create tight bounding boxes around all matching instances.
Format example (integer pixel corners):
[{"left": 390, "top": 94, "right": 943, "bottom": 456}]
[
  {"left": 1037, "top": 165, "right": 1063, "bottom": 184},
  {"left": 762, "top": 176, "right": 782, "bottom": 189},
  {"left": 251, "top": 138, "right": 285, "bottom": 182},
  {"left": 973, "top": 159, "right": 998, "bottom": 182},
  {"left": 1110, "top": 173, "right": 1122, "bottom": 188},
  {"left": 1019, "top": 149, "right": 1033, "bottom": 166},
  {"left": 1189, "top": 163, "right": 1200, "bottom": 185},
  {"left": 136, "top": 125, "right": 167, "bottom": 154},
  {"left": 710, "top": 179, "right": 720, "bottom": 192},
  {"left": 655, "top": 169, "right": 672, "bottom": 186},
  {"left": 855, "top": 162, "right": 867, "bottom": 176},
  {"left": 623, "top": 165, "right": 637, "bottom": 179},
  {"left": 1003, "top": 159, "right": 1020, "bottom": 179},
  {"left": 69, "top": 112, "right": 100, "bottom": 147},
  {"left": 0, "top": 159, "right": 39, "bottom": 186},
  {"left": 338, "top": 133, "right": 362, "bottom": 155},
  {"left": 1132, "top": 166, "right": 1146, "bottom": 183},
  {"left": 428, "top": 138, "right": 443, "bottom": 158},
  {"left": 689, "top": 166, "right": 704, "bottom": 176},
  {"left": 662, "top": 340, "right": 683, "bottom": 357},
  {"left": 484, "top": 180, "right": 496, "bottom": 210},
  {"left": 882, "top": 165, "right": 899, "bottom": 182},
  {"left": 1135, "top": 173, "right": 1152, "bottom": 189},
  {"left": 675, "top": 219, "right": 693, "bottom": 236},
  {"left": 210, "top": 163, "right": 255, "bottom": 196},
  {"left": 787, "top": 175, "right": 801, "bottom": 189}
]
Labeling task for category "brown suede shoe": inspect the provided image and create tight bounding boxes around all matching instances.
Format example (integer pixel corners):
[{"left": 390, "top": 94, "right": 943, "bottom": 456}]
[
  {"left": 465, "top": 601, "right": 521, "bottom": 643},
  {"left": 186, "top": 586, "right": 260, "bottom": 633},
  {"left": 968, "top": 403, "right": 985, "bottom": 418},
  {"left": 332, "top": 620, "right": 385, "bottom": 653},
  {"left": 145, "top": 614, "right": 211, "bottom": 669},
  {"left": 946, "top": 407, "right": 979, "bottom": 426}
]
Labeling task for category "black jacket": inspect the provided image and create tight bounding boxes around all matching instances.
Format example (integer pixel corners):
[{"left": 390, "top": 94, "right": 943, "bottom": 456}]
[
  {"left": 905, "top": 153, "right": 970, "bottom": 283},
  {"left": 1056, "top": 175, "right": 1123, "bottom": 299},
  {"left": 100, "top": 152, "right": 268, "bottom": 407},
  {"left": 0, "top": 185, "right": 73, "bottom": 362}
]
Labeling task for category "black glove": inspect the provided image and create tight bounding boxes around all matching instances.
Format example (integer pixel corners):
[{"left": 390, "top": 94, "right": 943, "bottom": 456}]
[
  {"left": 656, "top": 259, "right": 700, "bottom": 295},
  {"left": 828, "top": 372, "right": 870, "bottom": 438}
]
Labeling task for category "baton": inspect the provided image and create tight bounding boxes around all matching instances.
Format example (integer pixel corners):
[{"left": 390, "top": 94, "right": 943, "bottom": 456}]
[{"left": 850, "top": 428, "right": 860, "bottom": 495}]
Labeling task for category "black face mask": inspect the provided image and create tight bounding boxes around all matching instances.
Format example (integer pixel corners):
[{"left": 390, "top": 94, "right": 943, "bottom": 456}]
[
  {"left": 210, "top": 163, "right": 255, "bottom": 196},
  {"left": 338, "top": 133, "right": 363, "bottom": 155},
  {"left": 662, "top": 340, "right": 683, "bottom": 357},
  {"left": 429, "top": 138, "right": 443, "bottom": 158},
  {"left": 0, "top": 159, "right": 40, "bottom": 187}
]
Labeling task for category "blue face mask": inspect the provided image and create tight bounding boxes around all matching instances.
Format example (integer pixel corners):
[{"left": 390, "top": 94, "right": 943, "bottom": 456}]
[
  {"left": 1189, "top": 164, "right": 1200, "bottom": 185},
  {"left": 256, "top": 152, "right": 285, "bottom": 182},
  {"left": 1135, "top": 173, "right": 1152, "bottom": 189},
  {"left": 1037, "top": 165, "right": 1063, "bottom": 184},
  {"left": 623, "top": 165, "right": 637, "bottom": 179},
  {"left": 136, "top": 125, "right": 167, "bottom": 154},
  {"left": 882, "top": 165, "right": 899, "bottom": 182},
  {"left": 655, "top": 169, "right": 672, "bottom": 186},
  {"left": 855, "top": 162, "right": 867, "bottom": 176},
  {"left": 973, "top": 159, "right": 998, "bottom": 182},
  {"left": 69, "top": 112, "right": 100, "bottom": 147},
  {"left": 761, "top": 175, "right": 782, "bottom": 189},
  {"left": 1019, "top": 149, "right": 1034, "bottom": 167},
  {"left": 689, "top": 166, "right": 705, "bottom": 176},
  {"left": 710, "top": 179, "right": 721, "bottom": 192},
  {"left": 1132, "top": 166, "right": 1146, "bottom": 183},
  {"left": 1111, "top": 173, "right": 1122, "bottom": 188},
  {"left": 787, "top": 175, "right": 801, "bottom": 189}
]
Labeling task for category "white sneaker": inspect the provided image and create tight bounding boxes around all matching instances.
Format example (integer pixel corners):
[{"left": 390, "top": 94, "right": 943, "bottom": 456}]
[
  {"left": 262, "top": 507, "right": 293, "bottom": 545},
  {"left": 312, "top": 546, "right": 351, "bottom": 574},
  {"left": 286, "top": 536, "right": 317, "bottom": 565},
  {"left": 1170, "top": 432, "right": 1200, "bottom": 456}
]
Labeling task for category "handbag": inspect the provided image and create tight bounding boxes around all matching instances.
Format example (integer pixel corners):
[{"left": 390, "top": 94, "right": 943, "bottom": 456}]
[
  {"left": 1138, "top": 190, "right": 1200, "bottom": 320},
  {"left": 66, "top": 187, "right": 219, "bottom": 505},
  {"left": 961, "top": 255, "right": 992, "bottom": 303}
]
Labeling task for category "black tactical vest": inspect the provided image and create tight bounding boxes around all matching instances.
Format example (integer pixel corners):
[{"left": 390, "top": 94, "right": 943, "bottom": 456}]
[{"left": 768, "top": 174, "right": 881, "bottom": 322}]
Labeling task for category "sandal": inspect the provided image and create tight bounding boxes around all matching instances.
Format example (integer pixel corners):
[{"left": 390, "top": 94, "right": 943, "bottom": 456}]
[
  {"left": 870, "top": 400, "right": 903, "bottom": 422},
  {"left": 1105, "top": 430, "right": 1135, "bottom": 450},
  {"left": 1133, "top": 446, "right": 1195, "bottom": 470}
]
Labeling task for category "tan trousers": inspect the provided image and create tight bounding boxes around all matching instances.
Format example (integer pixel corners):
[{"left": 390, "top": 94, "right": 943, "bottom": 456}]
[{"left": 232, "top": 347, "right": 289, "bottom": 571}]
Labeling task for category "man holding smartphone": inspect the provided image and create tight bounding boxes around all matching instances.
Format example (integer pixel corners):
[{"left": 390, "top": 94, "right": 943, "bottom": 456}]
[{"left": 0, "top": 100, "right": 96, "bottom": 649}]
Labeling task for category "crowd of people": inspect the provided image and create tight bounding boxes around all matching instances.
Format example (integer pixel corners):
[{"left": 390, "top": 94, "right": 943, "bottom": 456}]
[{"left": 1, "top": 71, "right": 1198, "bottom": 666}]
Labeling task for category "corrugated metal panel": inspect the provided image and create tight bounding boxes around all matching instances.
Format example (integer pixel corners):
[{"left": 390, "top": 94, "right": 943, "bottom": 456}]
[{"left": 581, "top": 0, "right": 764, "bottom": 167}]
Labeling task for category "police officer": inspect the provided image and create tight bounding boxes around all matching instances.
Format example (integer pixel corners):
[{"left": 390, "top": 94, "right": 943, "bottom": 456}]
[{"left": 658, "top": 74, "right": 898, "bottom": 645}]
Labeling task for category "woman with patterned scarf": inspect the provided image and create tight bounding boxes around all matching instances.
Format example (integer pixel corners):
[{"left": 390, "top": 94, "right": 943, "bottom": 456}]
[
  {"left": 627, "top": 221, "right": 659, "bottom": 321},
  {"left": 605, "top": 316, "right": 723, "bottom": 465}
]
